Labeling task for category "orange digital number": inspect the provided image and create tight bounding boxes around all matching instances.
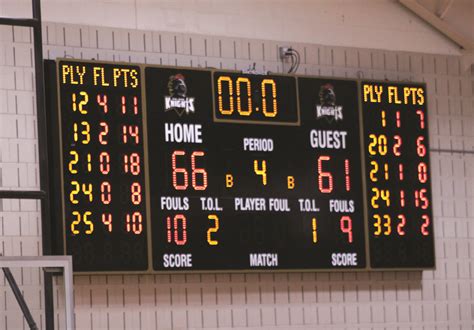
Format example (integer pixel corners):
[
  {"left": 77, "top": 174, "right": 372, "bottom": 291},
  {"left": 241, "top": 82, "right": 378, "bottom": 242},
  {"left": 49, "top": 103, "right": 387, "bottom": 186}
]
[
  {"left": 217, "top": 76, "right": 234, "bottom": 115},
  {"left": 312, "top": 218, "right": 318, "bottom": 243},
  {"left": 261, "top": 79, "right": 277, "bottom": 117},
  {"left": 70, "top": 211, "right": 93, "bottom": 235},
  {"left": 236, "top": 77, "right": 252, "bottom": 116},
  {"left": 207, "top": 214, "right": 219, "bottom": 246},
  {"left": 73, "top": 121, "right": 90, "bottom": 144},
  {"left": 368, "top": 134, "right": 387, "bottom": 155},
  {"left": 72, "top": 91, "right": 88, "bottom": 114},
  {"left": 69, "top": 181, "right": 93, "bottom": 203},
  {"left": 68, "top": 151, "right": 79, "bottom": 174},
  {"left": 254, "top": 160, "right": 267, "bottom": 185}
]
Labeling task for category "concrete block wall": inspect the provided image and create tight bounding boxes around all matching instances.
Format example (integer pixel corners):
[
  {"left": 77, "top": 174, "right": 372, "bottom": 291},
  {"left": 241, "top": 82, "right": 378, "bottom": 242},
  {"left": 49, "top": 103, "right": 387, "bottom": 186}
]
[{"left": 0, "top": 20, "right": 473, "bottom": 329}]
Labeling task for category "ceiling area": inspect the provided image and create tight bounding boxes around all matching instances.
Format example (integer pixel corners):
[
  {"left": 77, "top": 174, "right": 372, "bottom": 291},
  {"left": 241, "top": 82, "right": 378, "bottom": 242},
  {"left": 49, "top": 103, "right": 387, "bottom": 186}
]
[{"left": 398, "top": 0, "right": 473, "bottom": 70}]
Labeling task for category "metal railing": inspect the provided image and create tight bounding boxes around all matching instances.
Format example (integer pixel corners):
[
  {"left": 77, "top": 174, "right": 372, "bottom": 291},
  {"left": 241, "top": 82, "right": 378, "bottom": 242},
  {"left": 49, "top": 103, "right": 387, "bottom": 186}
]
[
  {"left": 0, "top": 256, "right": 75, "bottom": 329},
  {"left": 0, "top": 0, "right": 55, "bottom": 328}
]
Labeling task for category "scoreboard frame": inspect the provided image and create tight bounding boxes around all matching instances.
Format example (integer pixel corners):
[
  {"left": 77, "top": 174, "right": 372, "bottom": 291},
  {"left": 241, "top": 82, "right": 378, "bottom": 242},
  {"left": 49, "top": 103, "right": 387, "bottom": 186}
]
[{"left": 44, "top": 58, "right": 435, "bottom": 274}]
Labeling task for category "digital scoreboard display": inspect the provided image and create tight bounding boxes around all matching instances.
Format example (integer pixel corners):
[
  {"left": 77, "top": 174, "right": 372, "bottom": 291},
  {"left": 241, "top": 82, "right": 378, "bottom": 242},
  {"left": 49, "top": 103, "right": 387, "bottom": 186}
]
[
  {"left": 50, "top": 61, "right": 149, "bottom": 271},
  {"left": 45, "top": 59, "right": 435, "bottom": 273},
  {"left": 361, "top": 82, "right": 434, "bottom": 268}
]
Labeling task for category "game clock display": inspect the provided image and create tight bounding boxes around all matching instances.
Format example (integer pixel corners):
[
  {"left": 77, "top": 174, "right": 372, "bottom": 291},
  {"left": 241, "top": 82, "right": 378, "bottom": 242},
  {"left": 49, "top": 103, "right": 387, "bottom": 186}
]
[{"left": 45, "top": 59, "right": 435, "bottom": 273}]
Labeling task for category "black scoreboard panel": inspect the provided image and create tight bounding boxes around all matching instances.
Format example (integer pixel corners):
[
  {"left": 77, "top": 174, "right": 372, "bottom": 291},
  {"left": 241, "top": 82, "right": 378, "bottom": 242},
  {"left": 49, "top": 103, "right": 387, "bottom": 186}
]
[
  {"left": 53, "top": 60, "right": 149, "bottom": 271},
  {"left": 361, "top": 82, "right": 434, "bottom": 268},
  {"left": 45, "top": 58, "right": 435, "bottom": 273},
  {"left": 146, "top": 69, "right": 365, "bottom": 270},
  {"left": 297, "top": 78, "right": 366, "bottom": 268}
]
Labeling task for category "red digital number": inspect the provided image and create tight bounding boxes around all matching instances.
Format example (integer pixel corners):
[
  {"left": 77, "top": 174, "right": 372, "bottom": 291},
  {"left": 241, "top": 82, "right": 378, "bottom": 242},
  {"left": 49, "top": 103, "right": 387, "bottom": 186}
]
[
  {"left": 344, "top": 159, "right": 351, "bottom": 191},
  {"left": 340, "top": 216, "right": 353, "bottom": 243},
  {"left": 398, "top": 163, "right": 404, "bottom": 181},
  {"left": 414, "top": 188, "right": 429, "bottom": 209},
  {"left": 393, "top": 135, "right": 402, "bottom": 156},
  {"left": 121, "top": 96, "right": 127, "bottom": 114},
  {"left": 102, "top": 213, "right": 112, "bottom": 232},
  {"left": 166, "top": 214, "right": 187, "bottom": 245},
  {"left": 100, "top": 182, "right": 111, "bottom": 205},
  {"left": 122, "top": 125, "right": 140, "bottom": 144},
  {"left": 421, "top": 214, "right": 430, "bottom": 236},
  {"left": 396, "top": 111, "right": 401, "bottom": 128},
  {"left": 99, "top": 152, "right": 110, "bottom": 174},
  {"left": 171, "top": 150, "right": 208, "bottom": 191},
  {"left": 124, "top": 153, "right": 140, "bottom": 175},
  {"left": 191, "top": 151, "right": 208, "bottom": 191},
  {"left": 399, "top": 190, "right": 405, "bottom": 207},
  {"left": 99, "top": 122, "right": 109, "bottom": 145},
  {"left": 126, "top": 212, "right": 143, "bottom": 234},
  {"left": 131, "top": 182, "right": 142, "bottom": 205},
  {"left": 172, "top": 150, "right": 188, "bottom": 190},
  {"left": 121, "top": 96, "right": 139, "bottom": 115},
  {"left": 418, "top": 162, "right": 428, "bottom": 183},
  {"left": 397, "top": 214, "right": 406, "bottom": 236},
  {"left": 317, "top": 155, "right": 333, "bottom": 193},
  {"left": 133, "top": 96, "right": 138, "bottom": 115},
  {"left": 416, "top": 110, "right": 425, "bottom": 129},
  {"left": 416, "top": 136, "right": 426, "bottom": 157},
  {"left": 97, "top": 94, "right": 108, "bottom": 113}
]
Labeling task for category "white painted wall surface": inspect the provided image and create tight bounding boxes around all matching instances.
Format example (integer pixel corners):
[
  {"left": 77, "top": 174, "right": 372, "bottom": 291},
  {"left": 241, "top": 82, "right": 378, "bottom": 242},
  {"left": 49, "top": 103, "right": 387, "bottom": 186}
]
[
  {"left": 0, "top": 0, "right": 463, "bottom": 55},
  {"left": 0, "top": 1, "right": 473, "bottom": 329}
]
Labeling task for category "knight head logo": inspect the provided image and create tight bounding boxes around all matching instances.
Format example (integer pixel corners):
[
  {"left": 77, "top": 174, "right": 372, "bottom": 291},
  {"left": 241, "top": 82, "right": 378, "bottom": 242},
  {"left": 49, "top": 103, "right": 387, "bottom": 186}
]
[
  {"left": 315, "top": 83, "right": 343, "bottom": 122},
  {"left": 319, "top": 83, "right": 336, "bottom": 107},
  {"left": 168, "top": 74, "right": 187, "bottom": 98},
  {"left": 164, "top": 74, "right": 195, "bottom": 116}
]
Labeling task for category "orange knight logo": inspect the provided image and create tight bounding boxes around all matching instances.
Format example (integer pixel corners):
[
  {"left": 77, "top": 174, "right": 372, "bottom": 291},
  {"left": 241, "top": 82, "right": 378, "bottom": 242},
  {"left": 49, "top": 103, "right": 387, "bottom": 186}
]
[{"left": 164, "top": 74, "right": 195, "bottom": 116}]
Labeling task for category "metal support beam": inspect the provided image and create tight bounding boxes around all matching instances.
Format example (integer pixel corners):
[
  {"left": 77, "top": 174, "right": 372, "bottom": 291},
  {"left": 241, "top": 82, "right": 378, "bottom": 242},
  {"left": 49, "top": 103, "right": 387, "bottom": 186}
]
[
  {"left": 2, "top": 267, "right": 39, "bottom": 330},
  {"left": 0, "top": 256, "right": 75, "bottom": 330},
  {"left": 398, "top": 0, "right": 474, "bottom": 50},
  {"left": 0, "top": 190, "right": 46, "bottom": 199},
  {"left": 29, "top": 1, "right": 55, "bottom": 329},
  {"left": 0, "top": 1, "right": 56, "bottom": 329},
  {"left": 0, "top": 17, "right": 39, "bottom": 28},
  {"left": 438, "top": 0, "right": 454, "bottom": 19}
]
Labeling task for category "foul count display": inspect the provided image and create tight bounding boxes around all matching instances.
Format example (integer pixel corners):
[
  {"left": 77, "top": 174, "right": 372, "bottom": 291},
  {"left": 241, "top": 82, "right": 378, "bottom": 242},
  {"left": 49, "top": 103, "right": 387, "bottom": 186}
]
[
  {"left": 45, "top": 59, "right": 435, "bottom": 273},
  {"left": 361, "top": 82, "right": 434, "bottom": 268}
]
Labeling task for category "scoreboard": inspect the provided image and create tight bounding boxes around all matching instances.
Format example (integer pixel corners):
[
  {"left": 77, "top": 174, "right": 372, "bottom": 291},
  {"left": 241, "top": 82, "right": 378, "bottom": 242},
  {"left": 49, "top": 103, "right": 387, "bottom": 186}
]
[{"left": 44, "top": 59, "right": 435, "bottom": 273}]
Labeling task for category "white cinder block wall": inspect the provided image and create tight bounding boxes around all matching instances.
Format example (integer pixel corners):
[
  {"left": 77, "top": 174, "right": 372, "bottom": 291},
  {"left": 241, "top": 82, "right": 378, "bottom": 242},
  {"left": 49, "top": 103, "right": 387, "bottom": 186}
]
[{"left": 1, "top": 1, "right": 473, "bottom": 329}]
